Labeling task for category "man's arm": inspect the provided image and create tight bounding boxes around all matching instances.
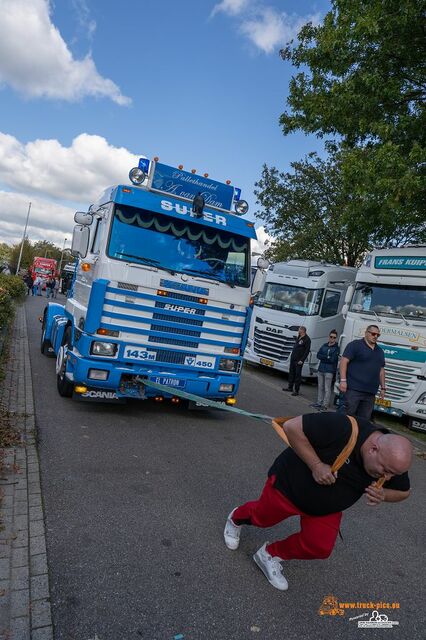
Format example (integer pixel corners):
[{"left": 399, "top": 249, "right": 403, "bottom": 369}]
[
  {"left": 339, "top": 356, "right": 350, "bottom": 392},
  {"left": 283, "top": 416, "right": 336, "bottom": 485},
  {"left": 379, "top": 367, "right": 386, "bottom": 398},
  {"left": 365, "top": 485, "right": 410, "bottom": 505}
]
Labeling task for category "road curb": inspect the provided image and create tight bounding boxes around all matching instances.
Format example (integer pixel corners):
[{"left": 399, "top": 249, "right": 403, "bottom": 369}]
[{"left": 0, "top": 304, "right": 53, "bottom": 640}]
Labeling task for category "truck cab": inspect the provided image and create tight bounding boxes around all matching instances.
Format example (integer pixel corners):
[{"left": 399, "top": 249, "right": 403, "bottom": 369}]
[{"left": 244, "top": 260, "right": 356, "bottom": 376}]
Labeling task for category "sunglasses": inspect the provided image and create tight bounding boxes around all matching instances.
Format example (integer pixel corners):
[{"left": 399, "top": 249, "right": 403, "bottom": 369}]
[
  {"left": 329, "top": 336, "right": 337, "bottom": 339},
  {"left": 368, "top": 331, "right": 380, "bottom": 337}
]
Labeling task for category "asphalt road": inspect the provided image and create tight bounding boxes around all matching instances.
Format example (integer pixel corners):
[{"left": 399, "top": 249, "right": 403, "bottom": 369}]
[{"left": 24, "top": 294, "right": 426, "bottom": 640}]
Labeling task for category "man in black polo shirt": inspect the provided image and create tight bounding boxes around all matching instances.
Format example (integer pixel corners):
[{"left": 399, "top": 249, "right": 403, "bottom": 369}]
[
  {"left": 223, "top": 412, "right": 412, "bottom": 591},
  {"left": 339, "top": 325, "right": 386, "bottom": 419}
]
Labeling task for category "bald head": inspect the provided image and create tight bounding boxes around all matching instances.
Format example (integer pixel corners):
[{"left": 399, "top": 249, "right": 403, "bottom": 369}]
[
  {"left": 361, "top": 432, "right": 413, "bottom": 479},
  {"left": 378, "top": 434, "right": 413, "bottom": 473}
]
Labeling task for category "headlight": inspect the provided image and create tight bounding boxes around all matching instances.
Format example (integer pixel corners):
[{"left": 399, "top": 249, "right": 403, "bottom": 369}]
[
  {"left": 219, "top": 383, "right": 234, "bottom": 393},
  {"left": 234, "top": 199, "right": 249, "bottom": 215},
  {"left": 219, "top": 358, "right": 240, "bottom": 372},
  {"left": 416, "top": 393, "right": 426, "bottom": 405},
  {"left": 88, "top": 369, "right": 109, "bottom": 380},
  {"left": 91, "top": 341, "right": 117, "bottom": 356},
  {"left": 129, "top": 167, "right": 146, "bottom": 185}
]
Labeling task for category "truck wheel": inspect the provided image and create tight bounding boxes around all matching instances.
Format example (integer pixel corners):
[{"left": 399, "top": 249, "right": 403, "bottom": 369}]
[
  {"left": 56, "top": 327, "right": 73, "bottom": 397},
  {"left": 40, "top": 312, "right": 55, "bottom": 357}
]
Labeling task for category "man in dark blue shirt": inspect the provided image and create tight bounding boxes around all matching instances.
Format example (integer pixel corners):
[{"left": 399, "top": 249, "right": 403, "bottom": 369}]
[{"left": 339, "top": 325, "right": 386, "bottom": 419}]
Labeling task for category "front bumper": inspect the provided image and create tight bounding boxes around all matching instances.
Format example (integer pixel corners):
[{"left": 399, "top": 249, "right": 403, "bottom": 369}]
[{"left": 66, "top": 351, "right": 241, "bottom": 400}]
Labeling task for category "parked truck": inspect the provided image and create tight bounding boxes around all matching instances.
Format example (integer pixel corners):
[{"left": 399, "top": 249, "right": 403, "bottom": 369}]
[
  {"left": 30, "top": 257, "right": 58, "bottom": 287},
  {"left": 244, "top": 260, "right": 356, "bottom": 376},
  {"left": 338, "top": 246, "right": 426, "bottom": 433},
  {"left": 40, "top": 156, "right": 256, "bottom": 403}
]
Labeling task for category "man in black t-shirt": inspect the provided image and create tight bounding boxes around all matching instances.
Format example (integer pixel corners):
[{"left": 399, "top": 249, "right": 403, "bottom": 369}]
[{"left": 223, "top": 412, "right": 412, "bottom": 591}]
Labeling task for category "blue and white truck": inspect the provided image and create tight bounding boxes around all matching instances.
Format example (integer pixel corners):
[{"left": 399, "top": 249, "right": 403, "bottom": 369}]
[{"left": 41, "top": 156, "right": 257, "bottom": 403}]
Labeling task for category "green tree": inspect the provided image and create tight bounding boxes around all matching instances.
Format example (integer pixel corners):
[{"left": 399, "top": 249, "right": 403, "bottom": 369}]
[
  {"left": 278, "top": 0, "right": 425, "bottom": 230},
  {"left": 255, "top": 150, "right": 424, "bottom": 266},
  {"left": 32, "top": 241, "right": 62, "bottom": 262},
  {"left": 8, "top": 239, "right": 34, "bottom": 274},
  {"left": 0, "top": 243, "right": 12, "bottom": 270}
]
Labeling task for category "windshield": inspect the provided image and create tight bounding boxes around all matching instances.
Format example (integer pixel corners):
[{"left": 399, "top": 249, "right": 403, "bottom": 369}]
[
  {"left": 350, "top": 283, "right": 426, "bottom": 321},
  {"left": 107, "top": 204, "right": 250, "bottom": 287},
  {"left": 35, "top": 267, "right": 53, "bottom": 275},
  {"left": 256, "top": 282, "right": 324, "bottom": 316}
]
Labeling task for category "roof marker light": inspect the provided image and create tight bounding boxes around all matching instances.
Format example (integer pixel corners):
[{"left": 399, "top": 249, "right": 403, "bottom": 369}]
[
  {"left": 153, "top": 156, "right": 159, "bottom": 162},
  {"left": 191, "top": 169, "right": 197, "bottom": 174},
  {"left": 203, "top": 173, "right": 209, "bottom": 178},
  {"left": 226, "top": 180, "right": 231, "bottom": 185},
  {"left": 178, "top": 165, "right": 184, "bottom": 170}
]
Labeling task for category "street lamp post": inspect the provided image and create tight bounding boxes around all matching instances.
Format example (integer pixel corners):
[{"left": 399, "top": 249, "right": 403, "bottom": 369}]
[
  {"left": 58, "top": 238, "right": 68, "bottom": 273},
  {"left": 15, "top": 202, "right": 32, "bottom": 275}
]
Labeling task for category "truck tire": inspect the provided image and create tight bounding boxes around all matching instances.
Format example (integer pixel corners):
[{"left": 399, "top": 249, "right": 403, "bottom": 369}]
[
  {"left": 40, "top": 312, "right": 55, "bottom": 357},
  {"left": 56, "top": 327, "right": 74, "bottom": 398}
]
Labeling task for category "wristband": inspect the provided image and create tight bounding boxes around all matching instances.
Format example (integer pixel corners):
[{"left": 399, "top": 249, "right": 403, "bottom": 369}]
[{"left": 340, "top": 379, "right": 347, "bottom": 382}]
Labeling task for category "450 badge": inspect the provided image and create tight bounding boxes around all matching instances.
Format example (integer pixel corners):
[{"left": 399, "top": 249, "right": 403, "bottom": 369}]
[{"left": 124, "top": 345, "right": 216, "bottom": 369}]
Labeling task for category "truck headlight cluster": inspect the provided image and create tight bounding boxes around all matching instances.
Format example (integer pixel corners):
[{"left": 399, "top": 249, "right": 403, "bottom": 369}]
[
  {"left": 219, "top": 383, "right": 234, "bottom": 393},
  {"left": 219, "top": 358, "right": 240, "bottom": 373},
  {"left": 91, "top": 341, "right": 117, "bottom": 357}
]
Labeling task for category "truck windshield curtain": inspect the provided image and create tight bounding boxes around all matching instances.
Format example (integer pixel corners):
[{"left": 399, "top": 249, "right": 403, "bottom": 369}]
[
  {"left": 107, "top": 204, "right": 250, "bottom": 287},
  {"left": 350, "top": 283, "right": 426, "bottom": 320},
  {"left": 256, "top": 282, "right": 324, "bottom": 316}
]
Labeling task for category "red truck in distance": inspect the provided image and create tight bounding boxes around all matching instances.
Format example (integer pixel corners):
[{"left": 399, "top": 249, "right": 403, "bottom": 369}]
[{"left": 29, "top": 257, "right": 58, "bottom": 287}]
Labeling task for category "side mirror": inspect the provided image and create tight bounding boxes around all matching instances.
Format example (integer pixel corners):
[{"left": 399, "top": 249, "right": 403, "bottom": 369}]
[
  {"left": 344, "top": 284, "right": 354, "bottom": 304},
  {"left": 257, "top": 256, "right": 270, "bottom": 270},
  {"left": 71, "top": 225, "right": 90, "bottom": 258},
  {"left": 74, "top": 211, "right": 93, "bottom": 225},
  {"left": 342, "top": 303, "right": 349, "bottom": 318},
  {"left": 251, "top": 269, "right": 266, "bottom": 296}
]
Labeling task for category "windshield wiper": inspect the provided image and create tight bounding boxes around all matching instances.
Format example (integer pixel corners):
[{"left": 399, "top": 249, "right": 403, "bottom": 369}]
[
  {"left": 119, "top": 253, "right": 175, "bottom": 275},
  {"left": 183, "top": 268, "right": 235, "bottom": 287}
]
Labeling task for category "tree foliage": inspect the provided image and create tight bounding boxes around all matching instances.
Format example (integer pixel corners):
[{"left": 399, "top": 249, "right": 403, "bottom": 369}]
[
  {"left": 258, "top": 0, "right": 426, "bottom": 259},
  {"left": 255, "top": 149, "right": 425, "bottom": 266}
]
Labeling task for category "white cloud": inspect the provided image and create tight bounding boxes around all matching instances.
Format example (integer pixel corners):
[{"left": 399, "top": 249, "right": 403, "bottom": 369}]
[
  {"left": 251, "top": 225, "right": 273, "bottom": 264},
  {"left": 240, "top": 7, "right": 320, "bottom": 54},
  {"left": 0, "top": 0, "right": 131, "bottom": 105},
  {"left": 0, "top": 132, "right": 141, "bottom": 203},
  {"left": 0, "top": 190, "right": 75, "bottom": 246},
  {"left": 211, "top": 2, "right": 320, "bottom": 54},
  {"left": 211, "top": 0, "right": 251, "bottom": 17}
]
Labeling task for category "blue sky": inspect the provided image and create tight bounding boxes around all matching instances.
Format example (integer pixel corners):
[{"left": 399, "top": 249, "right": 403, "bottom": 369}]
[{"left": 0, "top": 0, "right": 329, "bottom": 252}]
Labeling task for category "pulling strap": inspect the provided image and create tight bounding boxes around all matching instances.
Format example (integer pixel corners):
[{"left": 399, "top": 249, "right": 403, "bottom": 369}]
[{"left": 271, "top": 415, "right": 386, "bottom": 486}]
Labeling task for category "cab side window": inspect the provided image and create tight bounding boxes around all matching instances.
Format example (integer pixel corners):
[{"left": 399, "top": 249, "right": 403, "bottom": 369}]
[
  {"left": 321, "top": 290, "right": 341, "bottom": 317},
  {"left": 91, "top": 218, "right": 103, "bottom": 254}
]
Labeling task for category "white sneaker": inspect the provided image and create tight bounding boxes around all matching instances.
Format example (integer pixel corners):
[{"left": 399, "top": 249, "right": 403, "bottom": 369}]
[
  {"left": 253, "top": 542, "right": 288, "bottom": 590},
  {"left": 224, "top": 508, "right": 241, "bottom": 550}
]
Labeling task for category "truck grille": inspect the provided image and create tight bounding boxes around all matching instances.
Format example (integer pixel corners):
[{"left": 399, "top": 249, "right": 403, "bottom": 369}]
[
  {"left": 253, "top": 327, "right": 296, "bottom": 361},
  {"left": 103, "top": 283, "right": 244, "bottom": 352},
  {"left": 384, "top": 361, "right": 424, "bottom": 402}
]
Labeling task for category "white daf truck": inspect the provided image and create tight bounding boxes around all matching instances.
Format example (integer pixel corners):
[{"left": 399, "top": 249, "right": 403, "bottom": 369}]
[
  {"left": 339, "top": 246, "right": 426, "bottom": 433},
  {"left": 244, "top": 260, "right": 356, "bottom": 376}
]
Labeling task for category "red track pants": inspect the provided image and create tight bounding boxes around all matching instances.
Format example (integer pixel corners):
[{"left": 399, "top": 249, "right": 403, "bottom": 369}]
[{"left": 233, "top": 475, "right": 342, "bottom": 561}]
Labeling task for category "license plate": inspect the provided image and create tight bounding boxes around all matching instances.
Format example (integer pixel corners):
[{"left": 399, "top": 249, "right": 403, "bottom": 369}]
[
  {"left": 260, "top": 357, "right": 274, "bottom": 367},
  {"left": 124, "top": 345, "right": 157, "bottom": 362},
  {"left": 375, "top": 398, "right": 391, "bottom": 408},
  {"left": 152, "top": 376, "right": 186, "bottom": 389}
]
